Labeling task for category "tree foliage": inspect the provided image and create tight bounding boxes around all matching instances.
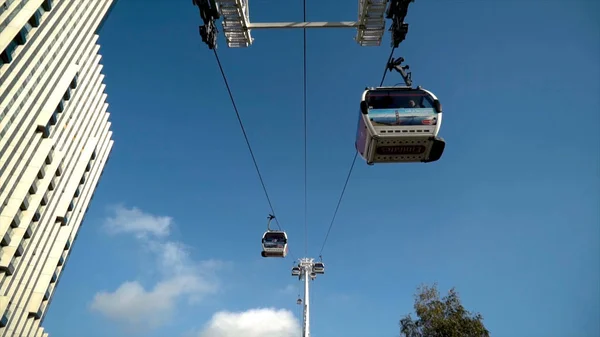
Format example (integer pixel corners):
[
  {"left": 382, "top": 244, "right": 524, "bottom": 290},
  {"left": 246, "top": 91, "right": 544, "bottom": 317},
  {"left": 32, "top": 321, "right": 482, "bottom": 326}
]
[{"left": 400, "top": 284, "right": 490, "bottom": 337}]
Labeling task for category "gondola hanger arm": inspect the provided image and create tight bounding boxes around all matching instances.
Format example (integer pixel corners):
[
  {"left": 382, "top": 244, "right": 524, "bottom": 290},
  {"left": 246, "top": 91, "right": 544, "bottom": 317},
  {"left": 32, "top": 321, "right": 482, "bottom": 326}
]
[
  {"left": 266, "top": 214, "right": 275, "bottom": 231},
  {"left": 387, "top": 56, "right": 413, "bottom": 87}
]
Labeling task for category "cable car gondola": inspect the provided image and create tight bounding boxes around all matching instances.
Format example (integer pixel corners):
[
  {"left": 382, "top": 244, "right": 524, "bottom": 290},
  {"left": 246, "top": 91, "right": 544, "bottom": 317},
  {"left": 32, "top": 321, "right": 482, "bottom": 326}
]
[
  {"left": 355, "top": 86, "right": 446, "bottom": 165},
  {"left": 313, "top": 262, "right": 325, "bottom": 274},
  {"left": 292, "top": 266, "right": 301, "bottom": 276},
  {"left": 261, "top": 230, "right": 288, "bottom": 258},
  {"left": 261, "top": 214, "right": 288, "bottom": 258}
]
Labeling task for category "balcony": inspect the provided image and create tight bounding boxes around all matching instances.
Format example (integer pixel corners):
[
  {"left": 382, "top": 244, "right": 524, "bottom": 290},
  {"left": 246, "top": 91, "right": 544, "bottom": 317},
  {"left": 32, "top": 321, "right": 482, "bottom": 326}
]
[
  {"left": 0, "top": 41, "right": 16, "bottom": 64},
  {"left": 29, "top": 307, "right": 41, "bottom": 319},
  {"left": 15, "top": 28, "right": 28, "bottom": 45},
  {"left": 21, "top": 195, "right": 30, "bottom": 210},
  {"left": 40, "top": 193, "right": 48, "bottom": 206},
  {"left": 56, "top": 100, "right": 64, "bottom": 113},
  {"left": 36, "top": 124, "right": 50, "bottom": 138},
  {"left": 29, "top": 9, "right": 42, "bottom": 27},
  {"left": 63, "top": 88, "right": 71, "bottom": 101},
  {"left": 15, "top": 244, "right": 23, "bottom": 257},
  {"left": 1, "top": 232, "right": 10, "bottom": 246},
  {"left": 48, "top": 177, "right": 56, "bottom": 190},
  {"left": 38, "top": 166, "right": 45, "bottom": 179},
  {"left": 29, "top": 181, "right": 38, "bottom": 194},
  {"left": 42, "top": 0, "right": 53, "bottom": 11},
  {"left": 49, "top": 111, "right": 57, "bottom": 125},
  {"left": 24, "top": 224, "right": 32, "bottom": 239},
  {"left": 0, "top": 259, "right": 15, "bottom": 276},
  {"left": 70, "top": 73, "right": 78, "bottom": 89},
  {"left": 56, "top": 216, "right": 68, "bottom": 226},
  {"left": 0, "top": 296, "right": 9, "bottom": 327},
  {"left": 10, "top": 215, "right": 20, "bottom": 228}
]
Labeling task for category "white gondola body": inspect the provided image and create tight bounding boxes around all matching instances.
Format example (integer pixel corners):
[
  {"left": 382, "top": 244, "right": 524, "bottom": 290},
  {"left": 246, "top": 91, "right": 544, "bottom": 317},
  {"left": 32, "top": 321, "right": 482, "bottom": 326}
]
[
  {"left": 355, "top": 86, "right": 446, "bottom": 164},
  {"left": 292, "top": 266, "right": 301, "bottom": 276},
  {"left": 261, "top": 230, "right": 288, "bottom": 258},
  {"left": 313, "top": 262, "right": 325, "bottom": 274}
]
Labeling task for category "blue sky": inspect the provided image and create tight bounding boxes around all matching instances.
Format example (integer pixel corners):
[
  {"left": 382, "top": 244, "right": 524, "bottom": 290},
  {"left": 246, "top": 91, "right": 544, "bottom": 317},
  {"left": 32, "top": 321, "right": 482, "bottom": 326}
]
[{"left": 42, "top": 0, "right": 599, "bottom": 336}]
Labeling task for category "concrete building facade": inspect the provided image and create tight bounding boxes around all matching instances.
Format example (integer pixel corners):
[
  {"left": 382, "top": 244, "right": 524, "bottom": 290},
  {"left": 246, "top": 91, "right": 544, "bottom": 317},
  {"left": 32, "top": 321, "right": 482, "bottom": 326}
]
[{"left": 0, "top": 0, "right": 116, "bottom": 336}]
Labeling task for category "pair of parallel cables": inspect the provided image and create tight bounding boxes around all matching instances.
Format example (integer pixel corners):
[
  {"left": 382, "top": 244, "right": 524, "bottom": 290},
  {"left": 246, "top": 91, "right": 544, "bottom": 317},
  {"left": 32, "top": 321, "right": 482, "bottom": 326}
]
[{"left": 209, "top": 2, "right": 397, "bottom": 260}]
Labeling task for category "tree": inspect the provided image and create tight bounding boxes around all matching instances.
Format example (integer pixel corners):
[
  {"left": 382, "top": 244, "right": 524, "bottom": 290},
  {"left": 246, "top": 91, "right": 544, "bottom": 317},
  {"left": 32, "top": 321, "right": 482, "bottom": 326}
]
[{"left": 399, "top": 284, "right": 490, "bottom": 337}]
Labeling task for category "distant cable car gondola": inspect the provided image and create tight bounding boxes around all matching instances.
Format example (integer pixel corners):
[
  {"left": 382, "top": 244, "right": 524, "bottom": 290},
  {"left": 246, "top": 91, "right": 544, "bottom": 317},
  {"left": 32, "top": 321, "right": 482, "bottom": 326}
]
[
  {"left": 292, "top": 266, "right": 301, "bottom": 276},
  {"left": 313, "top": 262, "right": 325, "bottom": 274},
  {"left": 261, "top": 214, "right": 288, "bottom": 258},
  {"left": 355, "top": 86, "right": 446, "bottom": 165}
]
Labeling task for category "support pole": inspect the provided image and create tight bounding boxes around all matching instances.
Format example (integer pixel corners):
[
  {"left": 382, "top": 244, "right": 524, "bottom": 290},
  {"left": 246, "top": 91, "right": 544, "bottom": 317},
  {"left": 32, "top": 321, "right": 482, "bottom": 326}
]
[
  {"left": 294, "top": 257, "right": 321, "bottom": 337},
  {"left": 303, "top": 266, "right": 310, "bottom": 337}
]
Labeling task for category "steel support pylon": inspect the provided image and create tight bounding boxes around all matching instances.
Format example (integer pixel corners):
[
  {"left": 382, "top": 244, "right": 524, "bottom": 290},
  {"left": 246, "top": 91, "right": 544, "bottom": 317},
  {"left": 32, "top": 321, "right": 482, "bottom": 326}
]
[
  {"left": 293, "top": 257, "right": 323, "bottom": 337},
  {"left": 303, "top": 265, "right": 310, "bottom": 337}
]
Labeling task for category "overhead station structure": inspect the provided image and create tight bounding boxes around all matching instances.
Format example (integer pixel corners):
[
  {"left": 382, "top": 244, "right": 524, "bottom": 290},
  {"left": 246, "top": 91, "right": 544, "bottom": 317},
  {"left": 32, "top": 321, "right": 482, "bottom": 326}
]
[{"left": 198, "top": 0, "right": 400, "bottom": 48}]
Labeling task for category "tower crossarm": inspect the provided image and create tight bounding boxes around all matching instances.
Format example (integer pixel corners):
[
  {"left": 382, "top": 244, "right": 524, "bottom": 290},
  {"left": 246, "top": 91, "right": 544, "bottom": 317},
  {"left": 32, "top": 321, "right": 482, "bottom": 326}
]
[
  {"left": 215, "top": 0, "right": 253, "bottom": 47},
  {"left": 355, "top": 0, "right": 389, "bottom": 47}
]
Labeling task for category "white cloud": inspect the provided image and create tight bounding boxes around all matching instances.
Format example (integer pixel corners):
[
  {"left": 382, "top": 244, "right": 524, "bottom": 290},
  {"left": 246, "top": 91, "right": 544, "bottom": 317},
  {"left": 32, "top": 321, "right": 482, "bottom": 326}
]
[
  {"left": 90, "top": 206, "right": 223, "bottom": 333},
  {"left": 278, "top": 284, "right": 298, "bottom": 295},
  {"left": 104, "top": 205, "right": 172, "bottom": 238},
  {"left": 198, "top": 308, "right": 301, "bottom": 337}
]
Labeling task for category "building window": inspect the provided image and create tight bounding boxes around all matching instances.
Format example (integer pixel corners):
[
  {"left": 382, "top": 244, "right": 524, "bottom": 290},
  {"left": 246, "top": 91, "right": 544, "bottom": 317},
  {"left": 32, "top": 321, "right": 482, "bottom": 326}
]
[
  {"left": 70, "top": 73, "right": 79, "bottom": 89},
  {"left": 0, "top": 40, "right": 17, "bottom": 64},
  {"left": 40, "top": 193, "right": 48, "bottom": 206},
  {"left": 15, "top": 22, "right": 33, "bottom": 45},
  {"left": 37, "top": 124, "right": 50, "bottom": 138},
  {"left": 49, "top": 111, "right": 57, "bottom": 125},
  {"left": 63, "top": 88, "right": 71, "bottom": 101},
  {"left": 20, "top": 195, "right": 30, "bottom": 210},
  {"left": 29, "top": 181, "right": 38, "bottom": 194},
  {"left": 42, "top": 0, "right": 53, "bottom": 11},
  {"left": 56, "top": 100, "right": 64, "bottom": 113},
  {"left": 32, "top": 210, "right": 41, "bottom": 222},
  {"left": 29, "top": 9, "right": 43, "bottom": 27}
]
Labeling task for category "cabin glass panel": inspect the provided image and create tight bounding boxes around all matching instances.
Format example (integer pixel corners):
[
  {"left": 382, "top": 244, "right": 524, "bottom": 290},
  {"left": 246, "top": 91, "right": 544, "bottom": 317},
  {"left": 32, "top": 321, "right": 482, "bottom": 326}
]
[
  {"left": 365, "top": 89, "right": 438, "bottom": 127},
  {"left": 366, "top": 89, "right": 435, "bottom": 109},
  {"left": 263, "top": 232, "right": 286, "bottom": 248}
]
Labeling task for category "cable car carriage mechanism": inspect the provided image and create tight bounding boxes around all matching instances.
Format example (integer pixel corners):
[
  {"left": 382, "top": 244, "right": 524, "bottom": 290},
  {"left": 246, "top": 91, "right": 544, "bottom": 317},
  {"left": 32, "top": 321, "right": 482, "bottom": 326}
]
[
  {"left": 261, "top": 214, "right": 288, "bottom": 258},
  {"left": 355, "top": 57, "right": 446, "bottom": 165}
]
